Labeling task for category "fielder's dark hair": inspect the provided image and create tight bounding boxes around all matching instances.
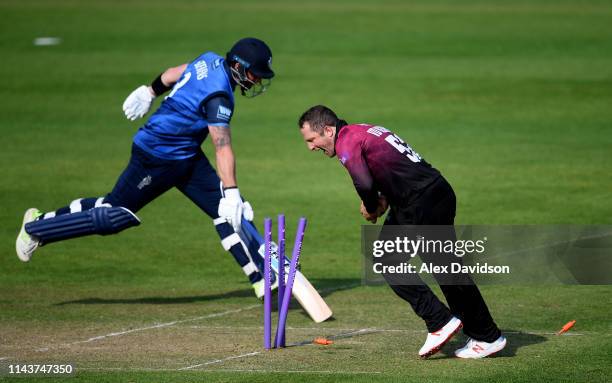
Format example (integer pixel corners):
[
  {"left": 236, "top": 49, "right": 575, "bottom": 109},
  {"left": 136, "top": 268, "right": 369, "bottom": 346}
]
[{"left": 298, "top": 105, "right": 347, "bottom": 134}]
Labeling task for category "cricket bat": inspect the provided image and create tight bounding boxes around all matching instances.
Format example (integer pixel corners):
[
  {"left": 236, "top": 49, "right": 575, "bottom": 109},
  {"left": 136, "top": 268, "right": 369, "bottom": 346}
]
[{"left": 240, "top": 220, "right": 333, "bottom": 323}]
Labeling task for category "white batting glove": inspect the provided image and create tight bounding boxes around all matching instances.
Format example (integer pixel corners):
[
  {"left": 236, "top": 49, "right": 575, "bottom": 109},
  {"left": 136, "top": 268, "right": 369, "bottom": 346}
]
[
  {"left": 122, "top": 85, "right": 155, "bottom": 121},
  {"left": 243, "top": 201, "right": 254, "bottom": 221},
  {"left": 218, "top": 188, "right": 244, "bottom": 232}
]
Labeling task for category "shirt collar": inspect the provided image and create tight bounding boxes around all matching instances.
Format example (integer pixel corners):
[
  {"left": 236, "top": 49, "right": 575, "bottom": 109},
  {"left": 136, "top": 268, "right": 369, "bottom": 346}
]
[{"left": 334, "top": 121, "right": 347, "bottom": 150}]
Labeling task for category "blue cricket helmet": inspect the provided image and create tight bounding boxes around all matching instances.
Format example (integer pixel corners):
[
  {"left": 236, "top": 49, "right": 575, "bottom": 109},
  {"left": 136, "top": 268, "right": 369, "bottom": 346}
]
[
  {"left": 226, "top": 37, "right": 274, "bottom": 97},
  {"left": 227, "top": 37, "right": 274, "bottom": 79}
]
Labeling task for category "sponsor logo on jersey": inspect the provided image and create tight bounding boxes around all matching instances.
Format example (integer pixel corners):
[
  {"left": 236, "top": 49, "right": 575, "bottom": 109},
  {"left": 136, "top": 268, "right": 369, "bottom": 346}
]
[
  {"left": 195, "top": 60, "right": 208, "bottom": 80},
  {"left": 217, "top": 105, "right": 232, "bottom": 121},
  {"left": 137, "top": 175, "right": 152, "bottom": 190},
  {"left": 366, "top": 125, "right": 390, "bottom": 137}
]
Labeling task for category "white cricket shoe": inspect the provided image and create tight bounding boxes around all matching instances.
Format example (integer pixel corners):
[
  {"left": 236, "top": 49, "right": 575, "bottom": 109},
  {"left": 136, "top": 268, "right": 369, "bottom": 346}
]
[
  {"left": 455, "top": 335, "right": 507, "bottom": 359},
  {"left": 16, "top": 208, "right": 42, "bottom": 262},
  {"left": 252, "top": 279, "right": 266, "bottom": 299},
  {"left": 252, "top": 275, "right": 278, "bottom": 299},
  {"left": 419, "top": 316, "right": 463, "bottom": 358}
]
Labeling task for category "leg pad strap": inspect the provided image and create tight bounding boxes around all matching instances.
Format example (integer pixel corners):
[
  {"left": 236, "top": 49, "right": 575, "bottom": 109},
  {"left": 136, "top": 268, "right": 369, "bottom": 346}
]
[{"left": 25, "top": 206, "right": 140, "bottom": 245}]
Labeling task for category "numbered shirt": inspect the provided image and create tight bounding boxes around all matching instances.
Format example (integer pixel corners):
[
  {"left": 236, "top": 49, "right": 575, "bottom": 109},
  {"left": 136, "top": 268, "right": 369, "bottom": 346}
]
[
  {"left": 133, "top": 52, "right": 235, "bottom": 160},
  {"left": 335, "top": 124, "right": 441, "bottom": 213}
]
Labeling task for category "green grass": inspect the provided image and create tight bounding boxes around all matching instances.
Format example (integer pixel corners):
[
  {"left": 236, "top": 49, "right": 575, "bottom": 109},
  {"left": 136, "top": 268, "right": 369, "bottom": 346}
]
[{"left": 1, "top": 0, "right": 611, "bottom": 382}]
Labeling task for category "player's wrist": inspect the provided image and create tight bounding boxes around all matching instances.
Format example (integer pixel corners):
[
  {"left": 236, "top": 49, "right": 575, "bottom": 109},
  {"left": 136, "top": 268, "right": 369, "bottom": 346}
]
[
  {"left": 223, "top": 187, "right": 241, "bottom": 201},
  {"left": 151, "top": 73, "right": 171, "bottom": 96}
]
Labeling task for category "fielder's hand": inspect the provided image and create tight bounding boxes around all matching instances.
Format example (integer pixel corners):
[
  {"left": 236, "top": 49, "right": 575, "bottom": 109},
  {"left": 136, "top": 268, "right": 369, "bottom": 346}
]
[
  {"left": 360, "top": 201, "right": 376, "bottom": 223},
  {"left": 122, "top": 85, "right": 155, "bottom": 121},
  {"left": 376, "top": 195, "right": 389, "bottom": 217},
  {"left": 360, "top": 196, "right": 388, "bottom": 224},
  {"left": 218, "top": 188, "right": 244, "bottom": 232}
]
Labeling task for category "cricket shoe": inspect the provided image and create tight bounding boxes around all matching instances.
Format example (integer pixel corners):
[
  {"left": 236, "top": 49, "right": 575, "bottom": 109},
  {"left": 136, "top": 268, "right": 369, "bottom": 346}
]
[
  {"left": 16, "top": 208, "right": 42, "bottom": 262},
  {"left": 455, "top": 335, "right": 506, "bottom": 359},
  {"left": 252, "top": 275, "right": 279, "bottom": 299},
  {"left": 418, "top": 316, "right": 463, "bottom": 358}
]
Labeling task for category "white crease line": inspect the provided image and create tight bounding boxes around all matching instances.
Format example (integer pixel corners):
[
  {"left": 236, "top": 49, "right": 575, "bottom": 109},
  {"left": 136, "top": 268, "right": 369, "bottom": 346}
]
[
  {"left": 79, "top": 367, "right": 382, "bottom": 374},
  {"left": 178, "top": 328, "right": 378, "bottom": 371},
  {"left": 185, "top": 325, "right": 380, "bottom": 331},
  {"left": 183, "top": 325, "right": 586, "bottom": 337},
  {"left": 179, "top": 351, "right": 261, "bottom": 370},
  {"left": 212, "top": 368, "right": 382, "bottom": 375},
  {"left": 289, "top": 328, "right": 381, "bottom": 347},
  {"left": 79, "top": 367, "right": 168, "bottom": 371},
  {"left": 330, "top": 328, "right": 380, "bottom": 338},
  {"left": 67, "top": 304, "right": 260, "bottom": 346},
  {"left": 176, "top": 328, "right": 377, "bottom": 371},
  {"left": 0, "top": 357, "right": 9, "bottom": 361},
  {"left": 28, "top": 282, "right": 356, "bottom": 354},
  {"left": 33, "top": 304, "right": 260, "bottom": 352},
  {"left": 504, "top": 330, "right": 584, "bottom": 336}
]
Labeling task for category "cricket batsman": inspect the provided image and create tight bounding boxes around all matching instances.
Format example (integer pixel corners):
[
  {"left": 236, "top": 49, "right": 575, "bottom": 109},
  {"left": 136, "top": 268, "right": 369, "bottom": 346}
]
[
  {"left": 298, "top": 105, "right": 506, "bottom": 358},
  {"left": 16, "top": 37, "right": 275, "bottom": 298}
]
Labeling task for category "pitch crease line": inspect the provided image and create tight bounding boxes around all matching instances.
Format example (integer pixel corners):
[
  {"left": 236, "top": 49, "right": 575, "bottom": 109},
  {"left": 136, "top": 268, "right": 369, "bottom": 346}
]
[
  {"left": 183, "top": 325, "right": 585, "bottom": 337},
  {"left": 179, "top": 351, "right": 261, "bottom": 370},
  {"left": 32, "top": 304, "right": 260, "bottom": 352},
  {"left": 27, "top": 283, "right": 356, "bottom": 355},
  {"left": 176, "top": 329, "right": 378, "bottom": 370},
  {"left": 61, "top": 282, "right": 355, "bottom": 348},
  {"left": 211, "top": 368, "right": 383, "bottom": 375},
  {"left": 80, "top": 367, "right": 383, "bottom": 374},
  {"left": 67, "top": 304, "right": 260, "bottom": 346}
]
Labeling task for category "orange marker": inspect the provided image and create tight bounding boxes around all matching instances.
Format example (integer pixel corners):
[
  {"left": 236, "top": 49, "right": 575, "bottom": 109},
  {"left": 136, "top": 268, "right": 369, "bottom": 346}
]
[
  {"left": 313, "top": 337, "right": 333, "bottom": 345},
  {"left": 556, "top": 320, "right": 576, "bottom": 335}
]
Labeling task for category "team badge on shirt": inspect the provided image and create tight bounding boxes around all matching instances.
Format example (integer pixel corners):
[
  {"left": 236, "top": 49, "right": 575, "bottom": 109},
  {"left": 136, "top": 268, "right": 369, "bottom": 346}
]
[{"left": 217, "top": 105, "right": 232, "bottom": 122}]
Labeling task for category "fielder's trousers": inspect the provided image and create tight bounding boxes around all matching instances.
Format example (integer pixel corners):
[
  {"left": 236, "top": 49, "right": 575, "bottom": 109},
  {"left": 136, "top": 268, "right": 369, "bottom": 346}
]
[{"left": 383, "top": 176, "right": 501, "bottom": 342}]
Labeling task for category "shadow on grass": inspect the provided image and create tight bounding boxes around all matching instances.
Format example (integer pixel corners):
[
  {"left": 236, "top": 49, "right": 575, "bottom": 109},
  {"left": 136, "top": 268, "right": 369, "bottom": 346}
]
[
  {"left": 55, "top": 278, "right": 362, "bottom": 307},
  {"left": 55, "top": 289, "right": 256, "bottom": 305},
  {"left": 309, "top": 278, "right": 362, "bottom": 297},
  {"left": 435, "top": 329, "right": 547, "bottom": 359}
]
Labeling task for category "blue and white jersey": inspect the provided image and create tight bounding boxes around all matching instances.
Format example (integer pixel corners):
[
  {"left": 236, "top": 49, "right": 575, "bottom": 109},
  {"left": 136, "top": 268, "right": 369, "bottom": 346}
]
[{"left": 133, "top": 52, "right": 235, "bottom": 160}]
